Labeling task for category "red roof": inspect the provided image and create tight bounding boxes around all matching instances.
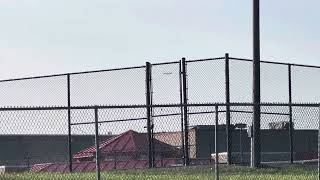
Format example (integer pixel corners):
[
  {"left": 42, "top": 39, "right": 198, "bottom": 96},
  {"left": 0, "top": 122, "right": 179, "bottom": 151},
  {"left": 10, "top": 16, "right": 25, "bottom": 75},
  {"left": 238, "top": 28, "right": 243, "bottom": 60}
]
[{"left": 73, "top": 130, "right": 180, "bottom": 160}]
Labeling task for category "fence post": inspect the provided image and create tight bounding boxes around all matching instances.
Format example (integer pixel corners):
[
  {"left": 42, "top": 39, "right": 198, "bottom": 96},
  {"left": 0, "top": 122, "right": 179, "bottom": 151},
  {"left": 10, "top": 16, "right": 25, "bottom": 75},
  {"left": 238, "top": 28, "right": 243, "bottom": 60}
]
[
  {"left": 182, "top": 57, "right": 190, "bottom": 166},
  {"left": 67, "top": 74, "right": 72, "bottom": 173},
  {"left": 215, "top": 105, "right": 219, "bottom": 180},
  {"left": 94, "top": 107, "right": 101, "bottom": 180},
  {"left": 179, "top": 60, "right": 185, "bottom": 163},
  {"left": 146, "top": 62, "right": 154, "bottom": 168},
  {"left": 288, "top": 64, "right": 294, "bottom": 164},
  {"left": 225, "top": 53, "right": 232, "bottom": 165},
  {"left": 150, "top": 63, "right": 155, "bottom": 167},
  {"left": 114, "top": 151, "right": 117, "bottom": 169}
]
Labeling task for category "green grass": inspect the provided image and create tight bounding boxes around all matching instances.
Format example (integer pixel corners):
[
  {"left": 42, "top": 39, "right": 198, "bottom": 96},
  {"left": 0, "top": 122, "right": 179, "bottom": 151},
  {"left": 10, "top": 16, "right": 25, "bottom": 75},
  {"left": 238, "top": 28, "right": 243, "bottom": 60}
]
[{"left": 0, "top": 164, "right": 317, "bottom": 180}]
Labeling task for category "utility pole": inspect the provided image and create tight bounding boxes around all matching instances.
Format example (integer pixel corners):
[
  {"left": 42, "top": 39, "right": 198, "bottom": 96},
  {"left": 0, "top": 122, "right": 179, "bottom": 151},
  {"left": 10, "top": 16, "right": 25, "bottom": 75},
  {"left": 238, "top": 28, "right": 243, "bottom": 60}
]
[{"left": 252, "top": 0, "right": 261, "bottom": 168}]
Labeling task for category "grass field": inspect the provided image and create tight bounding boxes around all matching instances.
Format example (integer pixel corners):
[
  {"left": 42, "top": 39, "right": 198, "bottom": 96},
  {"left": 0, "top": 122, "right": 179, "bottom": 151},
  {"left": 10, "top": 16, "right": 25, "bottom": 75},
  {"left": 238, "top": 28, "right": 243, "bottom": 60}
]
[{"left": 0, "top": 164, "right": 317, "bottom": 180}]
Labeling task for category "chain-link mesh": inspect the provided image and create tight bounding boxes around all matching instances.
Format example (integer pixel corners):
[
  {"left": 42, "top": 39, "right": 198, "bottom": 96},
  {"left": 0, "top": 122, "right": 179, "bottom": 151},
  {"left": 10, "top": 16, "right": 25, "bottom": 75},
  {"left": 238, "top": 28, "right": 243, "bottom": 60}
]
[
  {"left": 229, "top": 59, "right": 253, "bottom": 103},
  {"left": 0, "top": 76, "right": 67, "bottom": 107},
  {"left": 0, "top": 109, "right": 71, "bottom": 178},
  {"left": 70, "top": 67, "right": 146, "bottom": 106},
  {"left": 261, "top": 63, "right": 289, "bottom": 103},
  {"left": 187, "top": 106, "right": 218, "bottom": 166},
  {"left": 0, "top": 104, "right": 318, "bottom": 179},
  {"left": 151, "top": 63, "right": 181, "bottom": 104},
  {"left": 0, "top": 57, "right": 319, "bottom": 179},
  {"left": 230, "top": 105, "right": 253, "bottom": 165},
  {"left": 152, "top": 107, "right": 184, "bottom": 167},
  {"left": 187, "top": 59, "right": 226, "bottom": 103},
  {"left": 291, "top": 106, "right": 319, "bottom": 164},
  {"left": 95, "top": 108, "right": 147, "bottom": 172},
  {"left": 292, "top": 66, "right": 320, "bottom": 103},
  {"left": 220, "top": 104, "right": 318, "bottom": 179}
]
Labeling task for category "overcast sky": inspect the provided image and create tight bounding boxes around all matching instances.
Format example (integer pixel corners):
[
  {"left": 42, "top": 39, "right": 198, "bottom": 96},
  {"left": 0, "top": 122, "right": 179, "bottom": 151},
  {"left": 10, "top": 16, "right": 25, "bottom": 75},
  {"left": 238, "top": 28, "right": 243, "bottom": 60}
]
[{"left": 0, "top": 0, "right": 319, "bottom": 79}]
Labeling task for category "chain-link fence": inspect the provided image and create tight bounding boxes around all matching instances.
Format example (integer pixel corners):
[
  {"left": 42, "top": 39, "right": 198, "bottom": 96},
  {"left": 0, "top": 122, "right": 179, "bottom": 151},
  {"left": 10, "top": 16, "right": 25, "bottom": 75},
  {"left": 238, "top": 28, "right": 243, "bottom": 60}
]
[
  {"left": 1, "top": 55, "right": 320, "bottom": 106},
  {"left": 0, "top": 103, "right": 318, "bottom": 179},
  {"left": 0, "top": 55, "right": 320, "bottom": 179}
]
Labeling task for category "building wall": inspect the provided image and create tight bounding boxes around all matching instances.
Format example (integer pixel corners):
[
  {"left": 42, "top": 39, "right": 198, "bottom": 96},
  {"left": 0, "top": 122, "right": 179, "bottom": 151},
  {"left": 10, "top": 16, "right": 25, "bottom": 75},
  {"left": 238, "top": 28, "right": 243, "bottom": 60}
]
[
  {"left": 154, "top": 129, "right": 196, "bottom": 158},
  {"left": 195, "top": 126, "right": 242, "bottom": 159},
  {"left": 195, "top": 127, "right": 318, "bottom": 160},
  {"left": 3, "top": 127, "right": 316, "bottom": 166},
  {"left": 0, "top": 135, "right": 111, "bottom": 166},
  {"left": 154, "top": 131, "right": 182, "bottom": 148}
]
